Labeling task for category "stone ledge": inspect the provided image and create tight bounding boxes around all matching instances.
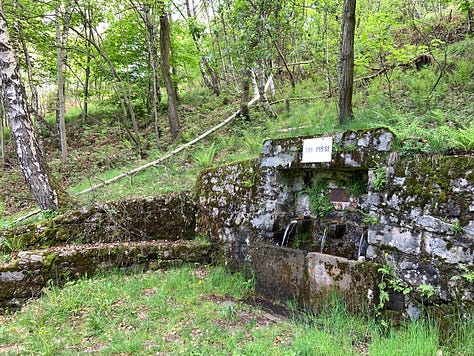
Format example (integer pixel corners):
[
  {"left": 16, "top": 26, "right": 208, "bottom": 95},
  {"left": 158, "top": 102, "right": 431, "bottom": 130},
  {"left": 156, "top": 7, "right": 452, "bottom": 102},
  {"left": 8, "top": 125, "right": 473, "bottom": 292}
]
[{"left": 0, "top": 240, "right": 216, "bottom": 312}]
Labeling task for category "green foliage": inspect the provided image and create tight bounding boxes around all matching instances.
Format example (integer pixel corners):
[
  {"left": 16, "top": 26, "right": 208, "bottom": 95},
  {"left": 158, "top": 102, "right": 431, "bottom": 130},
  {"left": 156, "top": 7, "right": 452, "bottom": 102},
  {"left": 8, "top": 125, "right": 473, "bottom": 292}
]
[
  {"left": 373, "top": 167, "right": 386, "bottom": 192},
  {"left": 301, "top": 179, "right": 334, "bottom": 217},
  {"left": 451, "top": 220, "right": 464, "bottom": 235},
  {"left": 192, "top": 142, "right": 218, "bottom": 169},
  {"left": 369, "top": 320, "right": 441, "bottom": 355},
  {"left": 462, "top": 272, "right": 474, "bottom": 283},
  {"left": 346, "top": 178, "right": 367, "bottom": 197},
  {"left": 417, "top": 284, "right": 436, "bottom": 299},
  {"left": 359, "top": 210, "right": 379, "bottom": 225},
  {"left": 451, "top": 126, "right": 474, "bottom": 150},
  {"left": 376, "top": 263, "right": 412, "bottom": 316}
]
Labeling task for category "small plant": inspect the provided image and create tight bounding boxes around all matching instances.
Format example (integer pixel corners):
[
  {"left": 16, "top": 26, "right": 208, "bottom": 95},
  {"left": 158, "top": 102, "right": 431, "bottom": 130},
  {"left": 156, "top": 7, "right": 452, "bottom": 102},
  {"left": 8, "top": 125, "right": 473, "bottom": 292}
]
[
  {"left": 417, "top": 284, "right": 436, "bottom": 299},
  {"left": 451, "top": 126, "right": 474, "bottom": 150},
  {"left": 376, "top": 262, "right": 412, "bottom": 316},
  {"left": 0, "top": 253, "right": 10, "bottom": 264},
  {"left": 462, "top": 271, "right": 474, "bottom": 283},
  {"left": 194, "top": 234, "right": 210, "bottom": 243},
  {"left": 301, "top": 179, "right": 334, "bottom": 217},
  {"left": 192, "top": 142, "right": 218, "bottom": 169},
  {"left": 359, "top": 210, "right": 379, "bottom": 225},
  {"left": 242, "top": 169, "right": 258, "bottom": 188},
  {"left": 220, "top": 304, "right": 237, "bottom": 322},
  {"left": 346, "top": 178, "right": 366, "bottom": 197},
  {"left": 451, "top": 220, "right": 463, "bottom": 235},
  {"left": 373, "top": 166, "right": 386, "bottom": 192}
]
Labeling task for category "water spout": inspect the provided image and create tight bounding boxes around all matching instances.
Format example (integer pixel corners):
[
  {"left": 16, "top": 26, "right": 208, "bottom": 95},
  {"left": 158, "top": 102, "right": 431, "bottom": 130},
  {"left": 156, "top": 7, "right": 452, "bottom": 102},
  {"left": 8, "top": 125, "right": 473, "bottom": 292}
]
[
  {"left": 281, "top": 220, "right": 298, "bottom": 247},
  {"left": 320, "top": 226, "right": 328, "bottom": 253},
  {"left": 357, "top": 232, "right": 365, "bottom": 259}
]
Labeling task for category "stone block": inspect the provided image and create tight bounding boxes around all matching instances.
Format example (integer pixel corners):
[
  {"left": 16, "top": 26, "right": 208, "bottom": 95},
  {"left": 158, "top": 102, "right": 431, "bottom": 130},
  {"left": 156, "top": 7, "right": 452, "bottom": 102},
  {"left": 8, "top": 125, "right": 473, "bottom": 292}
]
[{"left": 368, "top": 225, "right": 421, "bottom": 254}]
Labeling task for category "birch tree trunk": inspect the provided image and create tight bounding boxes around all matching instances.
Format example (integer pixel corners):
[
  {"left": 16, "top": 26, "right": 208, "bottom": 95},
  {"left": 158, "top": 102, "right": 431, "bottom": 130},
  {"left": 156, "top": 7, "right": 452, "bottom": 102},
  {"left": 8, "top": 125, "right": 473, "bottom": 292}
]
[
  {"left": 0, "top": 11, "right": 62, "bottom": 210},
  {"left": 337, "top": 0, "right": 356, "bottom": 124},
  {"left": 159, "top": 8, "right": 180, "bottom": 141},
  {"left": 0, "top": 105, "right": 4, "bottom": 166},
  {"left": 256, "top": 59, "right": 276, "bottom": 118}
]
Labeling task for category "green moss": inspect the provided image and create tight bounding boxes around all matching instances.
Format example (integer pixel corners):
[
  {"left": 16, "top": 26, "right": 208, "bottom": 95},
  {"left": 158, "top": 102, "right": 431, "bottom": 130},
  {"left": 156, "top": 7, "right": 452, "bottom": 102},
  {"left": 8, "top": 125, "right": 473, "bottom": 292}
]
[
  {"left": 393, "top": 155, "right": 474, "bottom": 210},
  {"left": 43, "top": 253, "right": 57, "bottom": 268}
]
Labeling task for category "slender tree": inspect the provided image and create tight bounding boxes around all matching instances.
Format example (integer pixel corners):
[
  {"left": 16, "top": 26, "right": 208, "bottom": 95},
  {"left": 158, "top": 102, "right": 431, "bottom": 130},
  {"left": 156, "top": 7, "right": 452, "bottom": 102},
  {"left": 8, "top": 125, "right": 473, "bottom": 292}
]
[
  {"left": 0, "top": 10, "right": 66, "bottom": 210},
  {"left": 129, "top": 0, "right": 162, "bottom": 147},
  {"left": 337, "top": 0, "right": 356, "bottom": 124},
  {"left": 159, "top": 3, "right": 180, "bottom": 140},
  {"left": 55, "top": 1, "right": 73, "bottom": 163}
]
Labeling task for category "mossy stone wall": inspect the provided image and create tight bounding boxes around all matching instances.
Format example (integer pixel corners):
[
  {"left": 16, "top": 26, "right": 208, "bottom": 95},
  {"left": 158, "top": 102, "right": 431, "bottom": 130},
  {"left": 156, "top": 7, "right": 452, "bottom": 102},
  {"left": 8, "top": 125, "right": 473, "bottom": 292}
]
[
  {"left": 196, "top": 128, "right": 473, "bottom": 315},
  {"left": 0, "top": 192, "right": 197, "bottom": 251}
]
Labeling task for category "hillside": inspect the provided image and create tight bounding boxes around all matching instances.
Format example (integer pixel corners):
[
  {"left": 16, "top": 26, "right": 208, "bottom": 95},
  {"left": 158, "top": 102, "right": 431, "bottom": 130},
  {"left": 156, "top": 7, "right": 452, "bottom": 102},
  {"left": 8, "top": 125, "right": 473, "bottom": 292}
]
[{"left": 0, "top": 34, "right": 473, "bottom": 225}]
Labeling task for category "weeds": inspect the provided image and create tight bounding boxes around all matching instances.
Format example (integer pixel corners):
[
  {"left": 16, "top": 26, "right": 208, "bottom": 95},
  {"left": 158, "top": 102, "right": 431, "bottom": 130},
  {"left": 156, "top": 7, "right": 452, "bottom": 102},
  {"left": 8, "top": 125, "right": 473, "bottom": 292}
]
[
  {"left": 192, "top": 142, "right": 218, "bottom": 169},
  {"left": 300, "top": 179, "right": 334, "bottom": 217},
  {"left": 373, "top": 166, "right": 386, "bottom": 192}
]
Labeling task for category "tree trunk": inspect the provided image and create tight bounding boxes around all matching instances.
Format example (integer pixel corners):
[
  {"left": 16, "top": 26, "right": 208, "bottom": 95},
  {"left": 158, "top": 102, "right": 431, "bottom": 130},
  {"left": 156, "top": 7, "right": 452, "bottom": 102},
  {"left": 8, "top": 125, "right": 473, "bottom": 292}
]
[
  {"left": 159, "top": 9, "right": 180, "bottom": 141},
  {"left": 82, "top": 4, "right": 93, "bottom": 123},
  {"left": 142, "top": 3, "right": 162, "bottom": 148},
  {"left": 256, "top": 59, "right": 276, "bottom": 118},
  {"left": 337, "top": 0, "right": 356, "bottom": 125},
  {"left": 55, "top": 3, "right": 73, "bottom": 163},
  {"left": 0, "top": 11, "right": 64, "bottom": 210},
  {"left": 271, "top": 35, "right": 295, "bottom": 89},
  {"left": 239, "top": 69, "right": 251, "bottom": 120},
  {"left": 324, "top": 12, "right": 332, "bottom": 96}
]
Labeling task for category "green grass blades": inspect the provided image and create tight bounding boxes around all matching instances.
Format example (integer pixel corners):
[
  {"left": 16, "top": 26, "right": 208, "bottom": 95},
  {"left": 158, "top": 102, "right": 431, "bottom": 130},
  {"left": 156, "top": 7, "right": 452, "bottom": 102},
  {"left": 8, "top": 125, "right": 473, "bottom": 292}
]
[{"left": 1, "top": 265, "right": 472, "bottom": 355}]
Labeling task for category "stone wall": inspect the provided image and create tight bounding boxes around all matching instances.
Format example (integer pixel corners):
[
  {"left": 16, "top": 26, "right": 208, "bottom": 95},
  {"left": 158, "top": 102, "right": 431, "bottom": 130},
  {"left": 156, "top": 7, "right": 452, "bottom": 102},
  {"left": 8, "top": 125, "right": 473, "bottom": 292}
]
[
  {"left": 0, "top": 240, "right": 214, "bottom": 312},
  {"left": 363, "top": 154, "right": 474, "bottom": 315},
  {"left": 196, "top": 128, "right": 474, "bottom": 315},
  {"left": 0, "top": 192, "right": 197, "bottom": 250},
  {"left": 0, "top": 193, "right": 211, "bottom": 312}
]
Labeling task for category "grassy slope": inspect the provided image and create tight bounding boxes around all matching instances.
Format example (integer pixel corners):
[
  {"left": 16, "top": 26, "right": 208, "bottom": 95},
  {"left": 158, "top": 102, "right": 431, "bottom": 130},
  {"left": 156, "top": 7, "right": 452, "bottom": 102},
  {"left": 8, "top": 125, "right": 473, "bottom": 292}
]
[{"left": 1, "top": 266, "right": 472, "bottom": 355}]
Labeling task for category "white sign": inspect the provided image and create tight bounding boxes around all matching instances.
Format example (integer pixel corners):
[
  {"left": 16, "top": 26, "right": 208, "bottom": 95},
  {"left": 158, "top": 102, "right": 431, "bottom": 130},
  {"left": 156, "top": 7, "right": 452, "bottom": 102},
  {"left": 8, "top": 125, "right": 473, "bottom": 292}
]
[{"left": 302, "top": 137, "right": 333, "bottom": 163}]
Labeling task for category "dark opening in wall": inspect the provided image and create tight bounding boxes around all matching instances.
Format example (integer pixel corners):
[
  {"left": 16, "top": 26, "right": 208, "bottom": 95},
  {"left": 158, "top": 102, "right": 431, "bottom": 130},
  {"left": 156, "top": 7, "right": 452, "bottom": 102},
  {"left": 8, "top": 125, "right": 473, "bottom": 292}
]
[{"left": 272, "top": 168, "right": 369, "bottom": 260}]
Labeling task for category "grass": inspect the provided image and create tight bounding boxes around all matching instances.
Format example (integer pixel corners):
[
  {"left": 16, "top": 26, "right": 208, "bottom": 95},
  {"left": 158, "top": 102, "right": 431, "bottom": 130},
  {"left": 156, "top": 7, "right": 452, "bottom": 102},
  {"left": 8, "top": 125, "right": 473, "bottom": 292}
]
[{"left": 0, "top": 265, "right": 472, "bottom": 355}]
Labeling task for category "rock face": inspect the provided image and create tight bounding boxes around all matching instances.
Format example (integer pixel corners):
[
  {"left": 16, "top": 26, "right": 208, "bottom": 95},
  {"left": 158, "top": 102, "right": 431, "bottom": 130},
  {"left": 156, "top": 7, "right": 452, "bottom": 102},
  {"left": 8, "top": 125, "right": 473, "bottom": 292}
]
[{"left": 197, "top": 128, "right": 474, "bottom": 315}]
